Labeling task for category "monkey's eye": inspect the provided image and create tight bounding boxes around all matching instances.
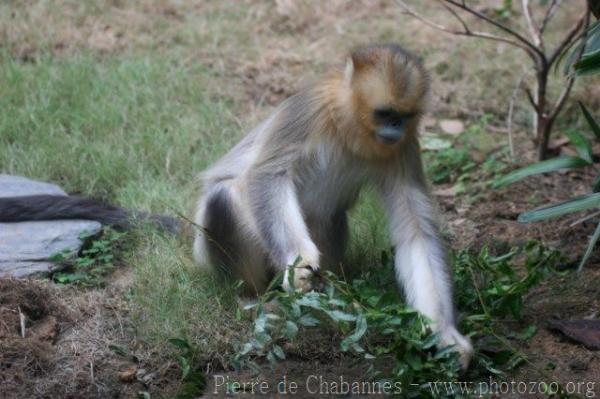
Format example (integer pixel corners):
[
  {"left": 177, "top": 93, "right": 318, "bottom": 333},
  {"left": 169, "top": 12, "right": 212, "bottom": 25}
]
[
  {"left": 373, "top": 107, "right": 408, "bottom": 127},
  {"left": 373, "top": 108, "right": 395, "bottom": 120}
]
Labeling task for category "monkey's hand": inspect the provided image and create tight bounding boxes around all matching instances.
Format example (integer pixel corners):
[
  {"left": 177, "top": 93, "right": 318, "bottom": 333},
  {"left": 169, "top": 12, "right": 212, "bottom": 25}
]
[
  {"left": 282, "top": 259, "right": 321, "bottom": 293},
  {"left": 439, "top": 326, "right": 473, "bottom": 371}
]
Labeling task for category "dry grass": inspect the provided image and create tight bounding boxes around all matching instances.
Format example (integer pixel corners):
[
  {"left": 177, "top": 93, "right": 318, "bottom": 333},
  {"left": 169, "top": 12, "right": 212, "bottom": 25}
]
[{"left": 2, "top": 0, "right": 595, "bottom": 130}]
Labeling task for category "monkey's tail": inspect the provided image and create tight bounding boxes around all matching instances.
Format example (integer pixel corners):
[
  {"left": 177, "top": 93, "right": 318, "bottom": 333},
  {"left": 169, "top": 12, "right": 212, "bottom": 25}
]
[{"left": 0, "top": 195, "right": 181, "bottom": 233}]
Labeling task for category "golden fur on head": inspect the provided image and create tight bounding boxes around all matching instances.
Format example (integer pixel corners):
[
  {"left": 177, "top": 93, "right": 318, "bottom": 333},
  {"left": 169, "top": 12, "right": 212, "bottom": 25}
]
[{"left": 321, "top": 44, "right": 429, "bottom": 160}]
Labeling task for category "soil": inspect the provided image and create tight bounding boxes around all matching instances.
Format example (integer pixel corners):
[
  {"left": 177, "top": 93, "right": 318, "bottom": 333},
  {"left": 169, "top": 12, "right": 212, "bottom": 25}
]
[{"left": 0, "top": 274, "right": 154, "bottom": 399}]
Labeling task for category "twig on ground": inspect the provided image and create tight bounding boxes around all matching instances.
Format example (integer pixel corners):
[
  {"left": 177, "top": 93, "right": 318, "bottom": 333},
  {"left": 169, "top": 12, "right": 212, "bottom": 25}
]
[
  {"left": 569, "top": 210, "right": 600, "bottom": 228},
  {"left": 18, "top": 305, "right": 26, "bottom": 338}
]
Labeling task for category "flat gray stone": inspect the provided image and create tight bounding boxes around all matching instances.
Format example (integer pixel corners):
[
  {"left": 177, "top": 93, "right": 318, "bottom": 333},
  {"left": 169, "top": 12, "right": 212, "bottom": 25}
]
[
  {"left": 0, "top": 220, "right": 102, "bottom": 277},
  {"left": 0, "top": 175, "right": 104, "bottom": 278},
  {"left": 0, "top": 174, "right": 66, "bottom": 198},
  {"left": 0, "top": 261, "right": 59, "bottom": 278}
]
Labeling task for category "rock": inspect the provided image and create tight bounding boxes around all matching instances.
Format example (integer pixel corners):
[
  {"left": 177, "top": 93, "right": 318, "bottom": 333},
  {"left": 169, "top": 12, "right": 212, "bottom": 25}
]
[
  {"left": 433, "top": 186, "right": 456, "bottom": 197},
  {"left": 0, "top": 261, "right": 59, "bottom": 278},
  {"left": 548, "top": 319, "right": 600, "bottom": 350},
  {"left": 0, "top": 220, "right": 102, "bottom": 277},
  {"left": 0, "top": 175, "right": 102, "bottom": 278},
  {"left": 439, "top": 119, "right": 465, "bottom": 135},
  {"left": 0, "top": 174, "right": 66, "bottom": 198}
]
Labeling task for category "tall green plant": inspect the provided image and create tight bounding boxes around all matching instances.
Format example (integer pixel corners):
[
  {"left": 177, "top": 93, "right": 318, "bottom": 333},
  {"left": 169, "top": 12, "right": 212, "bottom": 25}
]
[{"left": 497, "top": 18, "right": 600, "bottom": 271}]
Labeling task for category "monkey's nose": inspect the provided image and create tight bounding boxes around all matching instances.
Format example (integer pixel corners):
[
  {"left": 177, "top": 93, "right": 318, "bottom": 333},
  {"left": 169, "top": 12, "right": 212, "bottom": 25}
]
[{"left": 376, "top": 126, "right": 404, "bottom": 144}]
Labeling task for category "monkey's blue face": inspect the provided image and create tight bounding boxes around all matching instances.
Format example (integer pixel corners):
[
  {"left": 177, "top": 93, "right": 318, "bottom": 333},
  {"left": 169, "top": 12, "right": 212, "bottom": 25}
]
[{"left": 372, "top": 107, "right": 415, "bottom": 145}]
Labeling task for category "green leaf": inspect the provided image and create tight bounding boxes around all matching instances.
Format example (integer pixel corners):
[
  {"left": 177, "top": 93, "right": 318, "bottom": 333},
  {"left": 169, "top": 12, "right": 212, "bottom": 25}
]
[
  {"left": 296, "top": 295, "right": 323, "bottom": 310},
  {"left": 593, "top": 174, "right": 600, "bottom": 193},
  {"left": 504, "top": 354, "right": 525, "bottom": 370},
  {"left": 494, "top": 156, "right": 589, "bottom": 187},
  {"left": 404, "top": 351, "right": 423, "bottom": 371},
  {"left": 272, "top": 344, "right": 286, "bottom": 360},
  {"left": 327, "top": 298, "right": 347, "bottom": 307},
  {"left": 422, "top": 333, "right": 440, "bottom": 349},
  {"left": 579, "top": 102, "right": 600, "bottom": 141},
  {"left": 567, "top": 131, "right": 593, "bottom": 164},
  {"left": 265, "top": 270, "right": 284, "bottom": 293},
  {"left": 577, "top": 219, "right": 600, "bottom": 272},
  {"left": 177, "top": 355, "right": 191, "bottom": 380},
  {"left": 325, "top": 310, "right": 357, "bottom": 322},
  {"left": 340, "top": 314, "right": 367, "bottom": 351},
  {"left": 53, "top": 272, "right": 87, "bottom": 284},
  {"left": 574, "top": 50, "right": 600, "bottom": 76},
  {"left": 49, "top": 249, "right": 72, "bottom": 262},
  {"left": 433, "top": 345, "right": 457, "bottom": 360},
  {"left": 572, "top": 22, "right": 600, "bottom": 76},
  {"left": 519, "top": 192, "right": 600, "bottom": 223},
  {"left": 254, "top": 311, "right": 267, "bottom": 333},
  {"left": 517, "top": 325, "right": 537, "bottom": 340},
  {"left": 169, "top": 338, "right": 191, "bottom": 350},
  {"left": 265, "top": 313, "right": 281, "bottom": 321},
  {"left": 284, "top": 321, "right": 298, "bottom": 339},
  {"left": 297, "top": 314, "right": 319, "bottom": 327}
]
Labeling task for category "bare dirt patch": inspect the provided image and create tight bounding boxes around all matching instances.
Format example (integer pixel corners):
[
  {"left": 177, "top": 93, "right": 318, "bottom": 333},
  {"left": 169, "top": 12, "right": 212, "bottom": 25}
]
[
  {"left": 0, "top": 278, "right": 73, "bottom": 398},
  {"left": 0, "top": 274, "right": 161, "bottom": 399}
]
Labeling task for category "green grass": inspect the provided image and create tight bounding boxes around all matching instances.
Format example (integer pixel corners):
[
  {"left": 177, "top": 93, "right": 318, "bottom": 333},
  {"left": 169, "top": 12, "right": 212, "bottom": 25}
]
[
  {"left": 0, "top": 52, "right": 236, "bottom": 207},
  {"left": 0, "top": 52, "right": 250, "bottom": 362}
]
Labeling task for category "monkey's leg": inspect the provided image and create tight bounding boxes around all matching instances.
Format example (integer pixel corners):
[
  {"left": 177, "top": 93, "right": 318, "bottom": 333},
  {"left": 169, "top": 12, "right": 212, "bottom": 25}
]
[
  {"left": 381, "top": 180, "right": 473, "bottom": 369},
  {"left": 194, "top": 183, "right": 270, "bottom": 295},
  {"left": 246, "top": 171, "right": 320, "bottom": 292},
  {"left": 307, "top": 209, "right": 348, "bottom": 274}
]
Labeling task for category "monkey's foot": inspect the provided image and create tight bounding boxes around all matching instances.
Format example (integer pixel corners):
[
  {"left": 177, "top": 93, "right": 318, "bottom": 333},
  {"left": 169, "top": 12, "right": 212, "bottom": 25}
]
[
  {"left": 282, "top": 261, "right": 321, "bottom": 292},
  {"left": 439, "top": 326, "right": 473, "bottom": 371}
]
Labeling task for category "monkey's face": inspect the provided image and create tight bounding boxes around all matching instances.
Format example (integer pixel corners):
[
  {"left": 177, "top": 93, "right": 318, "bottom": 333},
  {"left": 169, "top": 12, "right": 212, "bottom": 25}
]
[{"left": 344, "top": 45, "right": 429, "bottom": 159}]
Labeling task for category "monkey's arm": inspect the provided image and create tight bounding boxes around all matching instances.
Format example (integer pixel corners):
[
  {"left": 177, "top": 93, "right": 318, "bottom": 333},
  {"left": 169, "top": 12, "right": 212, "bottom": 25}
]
[
  {"left": 380, "top": 172, "right": 455, "bottom": 326},
  {"left": 244, "top": 117, "right": 320, "bottom": 289},
  {"left": 246, "top": 169, "right": 319, "bottom": 269},
  {"left": 378, "top": 141, "right": 472, "bottom": 367}
]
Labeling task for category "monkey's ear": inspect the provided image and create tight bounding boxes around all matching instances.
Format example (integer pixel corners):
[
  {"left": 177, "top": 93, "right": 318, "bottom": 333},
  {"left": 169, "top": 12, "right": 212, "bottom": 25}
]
[{"left": 344, "top": 52, "right": 367, "bottom": 84}]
